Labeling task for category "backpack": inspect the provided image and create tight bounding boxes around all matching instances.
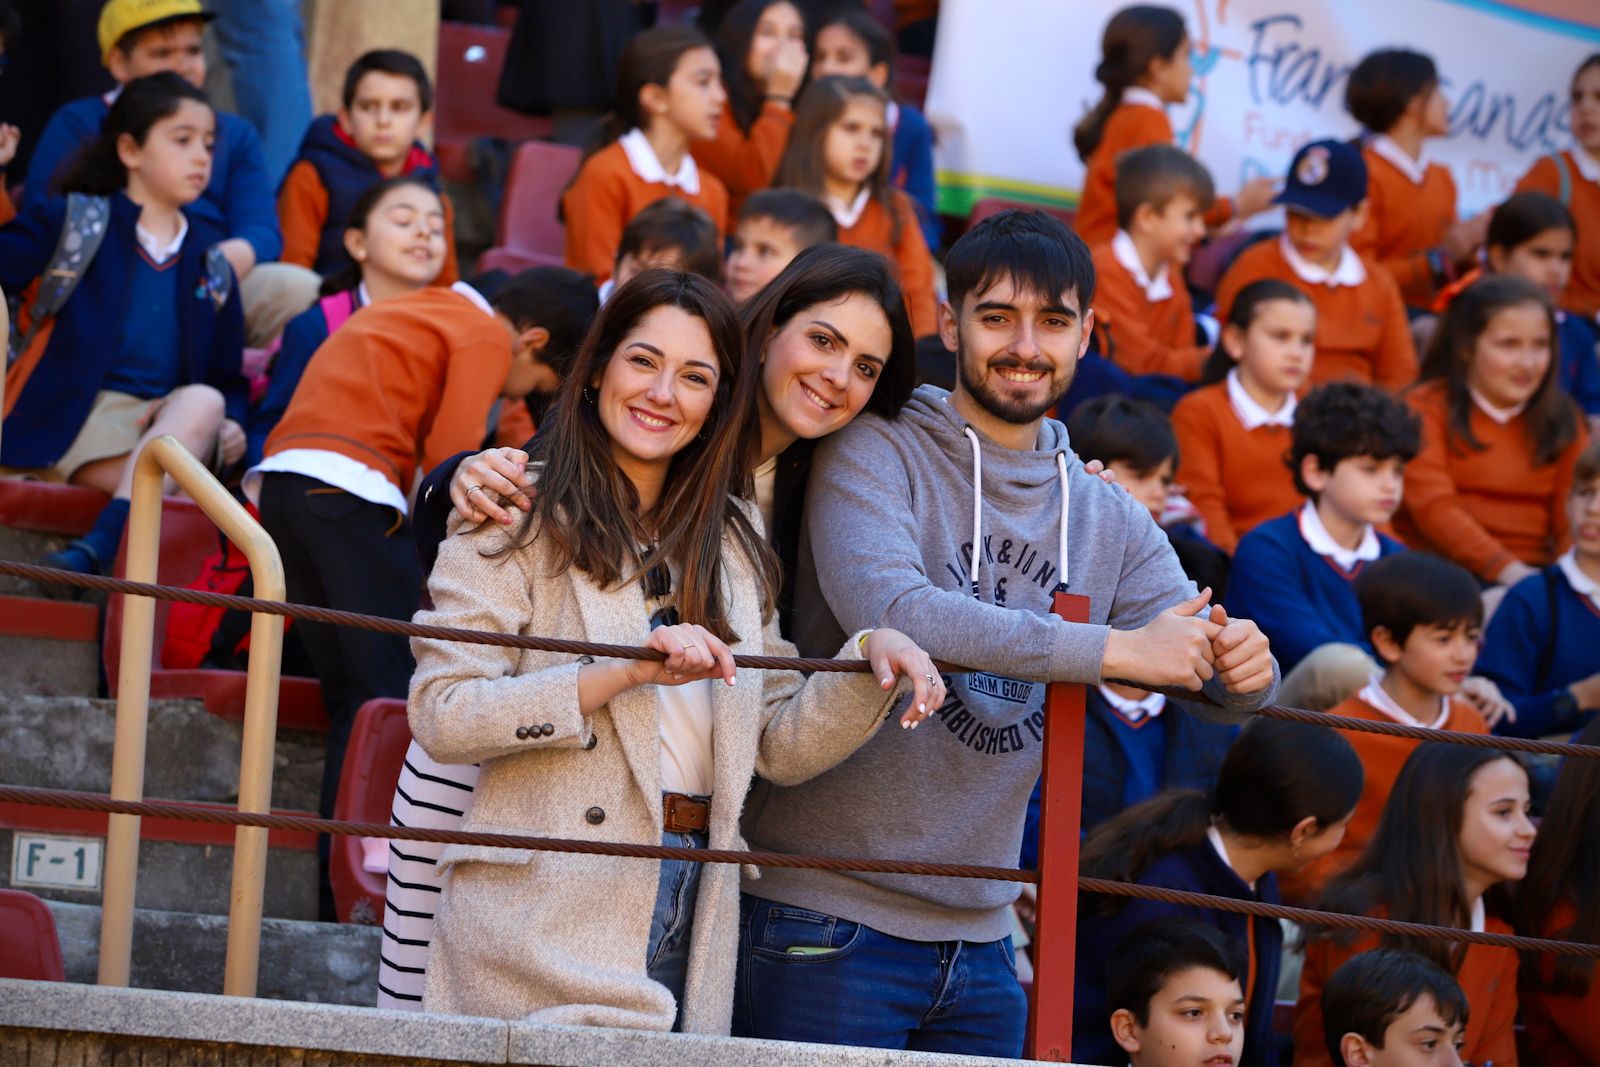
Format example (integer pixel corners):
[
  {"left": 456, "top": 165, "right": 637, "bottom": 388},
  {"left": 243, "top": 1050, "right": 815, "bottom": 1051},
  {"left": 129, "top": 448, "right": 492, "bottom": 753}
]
[
  {"left": 6, "top": 194, "right": 111, "bottom": 367},
  {"left": 1549, "top": 152, "right": 1574, "bottom": 210}
]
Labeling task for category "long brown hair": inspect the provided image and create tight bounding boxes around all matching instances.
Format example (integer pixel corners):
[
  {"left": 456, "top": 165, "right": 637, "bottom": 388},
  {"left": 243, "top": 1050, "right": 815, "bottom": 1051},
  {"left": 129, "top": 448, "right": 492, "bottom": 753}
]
[
  {"left": 586, "top": 25, "right": 714, "bottom": 163},
  {"left": 1417, "top": 274, "right": 1579, "bottom": 466},
  {"left": 713, "top": 0, "right": 805, "bottom": 132},
  {"left": 1072, "top": 5, "right": 1186, "bottom": 161},
  {"left": 1515, "top": 717, "right": 1600, "bottom": 996},
  {"left": 773, "top": 76, "right": 900, "bottom": 245},
  {"left": 506, "top": 269, "right": 778, "bottom": 641},
  {"left": 1310, "top": 743, "right": 1528, "bottom": 972}
]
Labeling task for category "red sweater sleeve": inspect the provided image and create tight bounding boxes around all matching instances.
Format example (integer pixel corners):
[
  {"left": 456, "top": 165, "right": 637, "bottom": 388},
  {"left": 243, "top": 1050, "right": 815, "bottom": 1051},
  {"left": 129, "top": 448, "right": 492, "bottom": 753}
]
[
  {"left": 1514, "top": 155, "right": 1562, "bottom": 198},
  {"left": 692, "top": 102, "right": 794, "bottom": 204},
  {"left": 1076, "top": 106, "right": 1172, "bottom": 245},
  {"left": 1400, "top": 387, "right": 1517, "bottom": 579},
  {"left": 1094, "top": 253, "right": 1209, "bottom": 378},
  {"left": 1171, "top": 389, "right": 1239, "bottom": 553},
  {"left": 561, "top": 151, "right": 630, "bottom": 282},
  {"left": 1371, "top": 268, "right": 1419, "bottom": 391},
  {"left": 421, "top": 325, "right": 512, "bottom": 474},
  {"left": 893, "top": 192, "right": 938, "bottom": 337},
  {"left": 1474, "top": 939, "right": 1521, "bottom": 1067},
  {"left": 276, "top": 160, "right": 328, "bottom": 271}
]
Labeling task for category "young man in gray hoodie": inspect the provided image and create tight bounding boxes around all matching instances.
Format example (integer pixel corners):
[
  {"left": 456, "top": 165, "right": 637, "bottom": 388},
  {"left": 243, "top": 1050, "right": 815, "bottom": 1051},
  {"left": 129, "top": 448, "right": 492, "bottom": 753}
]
[{"left": 733, "top": 210, "right": 1279, "bottom": 1057}]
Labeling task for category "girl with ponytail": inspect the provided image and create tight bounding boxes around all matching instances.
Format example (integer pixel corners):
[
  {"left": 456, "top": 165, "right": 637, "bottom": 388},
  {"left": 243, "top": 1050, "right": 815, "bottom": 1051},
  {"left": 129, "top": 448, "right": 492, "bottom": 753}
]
[
  {"left": 1071, "top": 718, "right": 1363, "bottom": 1067},
  {"left": 1072, "top": 4, "right": 1275, "bottom": 246},
  {"left": 246, "top": 175, "right": 445, "bottom": 466}
]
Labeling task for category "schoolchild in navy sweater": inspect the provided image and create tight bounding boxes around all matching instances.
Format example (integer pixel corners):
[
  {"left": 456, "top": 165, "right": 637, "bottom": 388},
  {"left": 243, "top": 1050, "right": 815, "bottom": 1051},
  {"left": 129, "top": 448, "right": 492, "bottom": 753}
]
[
  {"left": 2, "top": 75, "right": 245, "bottom": 577},
  {"left": 1477, "top": 441, "right": 1600, "bottom": 736},
  {"left": 1228, "top": 384, "right": 1417, "bottom": 705},
  {"left": 1072, "top": 720, "right": 1363, "bottom": 1067}
]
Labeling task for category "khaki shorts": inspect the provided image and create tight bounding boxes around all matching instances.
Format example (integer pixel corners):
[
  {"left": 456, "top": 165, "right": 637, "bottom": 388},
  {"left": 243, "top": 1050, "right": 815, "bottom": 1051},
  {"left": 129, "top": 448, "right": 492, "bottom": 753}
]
[{"left": 53, "top": 391, "right": 167, "bottom": 482}]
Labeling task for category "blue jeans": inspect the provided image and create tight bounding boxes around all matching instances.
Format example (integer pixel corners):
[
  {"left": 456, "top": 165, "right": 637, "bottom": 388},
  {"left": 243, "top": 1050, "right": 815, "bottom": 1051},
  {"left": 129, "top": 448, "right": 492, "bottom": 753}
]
[
  {"left": 733, "top": 895, "right": 1027, "bottom": 1056},
  {"left": 645, "top": 829, "right": 706, "bottom": 1030},
  {"left": 210, "top": 0, "right": 312, "bottom": 185}
]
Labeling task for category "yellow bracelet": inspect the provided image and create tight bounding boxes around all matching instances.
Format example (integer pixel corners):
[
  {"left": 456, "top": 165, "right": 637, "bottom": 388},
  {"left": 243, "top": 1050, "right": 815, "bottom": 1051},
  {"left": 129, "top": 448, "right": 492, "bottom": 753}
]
[{"left": 857, "top": 630, "right": 872, "bottom": 654}]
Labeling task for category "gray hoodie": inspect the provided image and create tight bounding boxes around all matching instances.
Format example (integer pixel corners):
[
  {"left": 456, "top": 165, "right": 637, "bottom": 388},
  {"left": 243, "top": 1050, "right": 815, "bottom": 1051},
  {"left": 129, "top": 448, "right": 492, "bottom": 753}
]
[{"left": 740, "top": 384, "right": 1280, "bottom": 942}]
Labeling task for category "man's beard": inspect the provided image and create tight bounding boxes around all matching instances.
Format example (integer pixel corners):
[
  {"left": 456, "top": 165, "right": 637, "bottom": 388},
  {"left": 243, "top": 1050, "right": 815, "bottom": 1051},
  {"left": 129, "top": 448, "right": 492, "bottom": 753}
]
[{"left": 954, "top": 337, "right": 1070, "bottom": 426}]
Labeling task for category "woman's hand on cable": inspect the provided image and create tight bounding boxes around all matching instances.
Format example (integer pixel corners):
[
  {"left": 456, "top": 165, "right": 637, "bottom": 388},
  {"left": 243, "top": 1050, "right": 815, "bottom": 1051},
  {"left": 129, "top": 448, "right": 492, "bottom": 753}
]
[
  {"left": 629, "top": 623, "right": 737, "bottom": 688},
  {"left": 863, "top": 628, "right": 947, "bottom": 729},
  {"left": 451, "top": 447, "right": 534, "bottom": 526}
]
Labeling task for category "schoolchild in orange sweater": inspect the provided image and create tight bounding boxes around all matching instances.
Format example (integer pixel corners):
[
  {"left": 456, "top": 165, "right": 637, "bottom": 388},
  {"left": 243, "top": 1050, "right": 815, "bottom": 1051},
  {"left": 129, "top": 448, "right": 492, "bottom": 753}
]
[
  {"left": 1344, "top": 49, "right": 1486, "bottom": 310},
  {"left": 1294, "top": 740, "right": 1532, "bottom": 1067},
  {"left": 1396, "top": 274, "right": 1587, "bottom": 584},
  {"left": 1515, "top": 55, "right": 1600, "bottom": 319},
  {"left": 695, "top": 0, "right": 807, "bottom": 218},
  {"left": 1171, "top": 280, "right": 1313, "bottom": 552},
  {"left": 246, "top": 277, "right": 556, "bottom": 870},
  {"left": 1072, "top": 4, "right": 1274, "bottom": 246},
  {"left": 1215, "top": 139, "right": 1416, "bottom": 392},
  {"left": 562, "top": 27, "right": 731, "bottom": 282},
  {"left": 1514, "top": 717, "right": 1600, "bottom": 1067},
  {"left": 1090, "top": 144, "right": 1213, "bottom": 381},
  {"left": 277, "top": 50, "right": 460, "bottom": 284},
  {"left": 773, "top": 76, "right": 936, "bottom": 335},
  {"left": 1278, "top": 552, "right": 1490, "bottom": 905}
]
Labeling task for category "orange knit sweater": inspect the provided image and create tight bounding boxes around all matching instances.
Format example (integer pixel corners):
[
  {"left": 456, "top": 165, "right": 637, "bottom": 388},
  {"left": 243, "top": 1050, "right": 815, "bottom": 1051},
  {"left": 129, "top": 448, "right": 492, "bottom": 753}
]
[
  {"left": 276, "top": 160, "right": 461, "bottom": 285},
  {"left": 1516, "top": 150, "right": 1600, "bottom": 319},
  {"left": 560, "top": 141, "right": 730, "bottom": 282},
  {"left": 1395, "top": 379, "right": 1586, "bottom": 580},
  {"left": 838, "top": 190, "right": 939, "bottom": 337},
  {"left": 1277, "top": 691, "right": 1488, "bottom": 905},
  {"left": 691, "top": 102, "right": 794, "bottom": 220},
  {"left": 1295, "top": 912, "right": 1519, "bottom": 1067},
  {"left": 262, "top": 287, "right": 510, "bottom": 493},
  {"left": 1075, "top": 102, "right": 1233, "bottom": 246},
  {"left": 1215, "top": 239, "right": 1416, "bottom": 391},
  {"left": 1169, "top": 382, "right": 1300, "bottom": 553},
  {"left": 1090, "top": 239, "right": 1208, "bottom": 380},
  {"left": 1351, "top": 143, "right": 1457, "bottom": 309}
]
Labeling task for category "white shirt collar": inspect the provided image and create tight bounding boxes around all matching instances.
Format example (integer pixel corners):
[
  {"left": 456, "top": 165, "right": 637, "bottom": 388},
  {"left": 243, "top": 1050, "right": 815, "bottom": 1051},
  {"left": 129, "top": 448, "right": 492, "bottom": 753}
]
[
  {"left": 828, "top": 187, "right": 871, "bottom": 229},
  {"left": 1558, "top": 548, "right": 1600, "bottom": 609},
  {"left": 1279, "top": 234, "right": 1367, "bottom": 288},
  {"left": 1111, "top": 229, "right": 1174, "bottom": 301},
  {"left": 356, "top": 281, "right": 372, "bottom": 308},
  {"left": 1121, "top": 86, "right": 1167, "bottom": 112},
  {"left": 1207, "top": 825, "right": 1257, "bottom": 891},
  {"left": 618, "top": 128, "right": 701, "bottom": 194},
  {"left": 1470, "top": 895, "right": 1486, "bottom": 934},
  {"left": 135, "top": 215, "right": 188, "bottom": 264},
  {"left": 1358, "top": 675, "right": 1451, "bottom": 730},
  {"left": 1570, "top": 148, "right": 1600, "bottom": 184},
  {"left": 886, "top": 100, "right": 900, "bottom": 132},
  {"left": 450, "top": 279, "right": 496, "bottom": 318},
  {"left": 1369, "top": 134, "right": 1430, "bottom": 185},
  {"left": 1469, "top": 388, "right": 1526, "bottom": 424},
  {"left": 1298, "top": 503, "right": 1380, "bottom": 572},
  {"left": 1098, "top": 686, "right": 1166, "bottom": 723},
  {"left": 597, "top": 277, "right": 616, "bottom": 305},
  {"left": 1226, "top": 367, "right": 1296, "bottom": 430}
]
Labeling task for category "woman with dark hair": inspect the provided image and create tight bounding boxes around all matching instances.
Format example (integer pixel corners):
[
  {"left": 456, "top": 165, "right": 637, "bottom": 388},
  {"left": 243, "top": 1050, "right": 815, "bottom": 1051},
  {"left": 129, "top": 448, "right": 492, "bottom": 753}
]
[
  {"left": 692, "top": 0, "right": 808, "bottom": 216},
  {"left": 406, "top": 269, "right": 941, "bottom": 1031},
  {"left": 1072, "top": 718, "right": 1364, "bottom": 1067},
  {"left": 1294, "top": 741, "right": 1535, "bottom": 1067},
  {"left": 1515, "top": 717, "right": 1600, "bottom": 1065},
  {"left": 381, "top": 246, "right": 919, "bottom": 1007}
]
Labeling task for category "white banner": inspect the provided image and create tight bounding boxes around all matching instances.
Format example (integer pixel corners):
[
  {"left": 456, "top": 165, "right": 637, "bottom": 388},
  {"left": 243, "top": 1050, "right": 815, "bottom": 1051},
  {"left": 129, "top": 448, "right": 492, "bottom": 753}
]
[{"left": 927, "top": 0, "right": 1600, "bottom": 220}]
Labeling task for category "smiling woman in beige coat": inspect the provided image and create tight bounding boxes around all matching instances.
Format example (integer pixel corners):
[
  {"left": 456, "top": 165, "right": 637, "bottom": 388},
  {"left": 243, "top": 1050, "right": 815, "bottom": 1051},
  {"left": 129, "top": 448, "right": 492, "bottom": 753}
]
[{"left": 408, "top": 268, "right": 944, "bottom": 1035}]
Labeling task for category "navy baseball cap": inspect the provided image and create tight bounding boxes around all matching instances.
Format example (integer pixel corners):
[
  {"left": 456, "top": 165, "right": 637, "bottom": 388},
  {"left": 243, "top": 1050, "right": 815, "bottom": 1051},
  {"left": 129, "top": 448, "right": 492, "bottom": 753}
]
[{"left": 1275, "top": 139, "right": 1368, "bottom": 219}]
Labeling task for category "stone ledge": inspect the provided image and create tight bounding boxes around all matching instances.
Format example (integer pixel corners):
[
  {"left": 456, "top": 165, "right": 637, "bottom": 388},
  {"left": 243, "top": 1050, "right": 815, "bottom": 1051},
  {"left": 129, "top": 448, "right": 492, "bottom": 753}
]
[{"left": 1, "top": 980, "right": 1064, "bottom": 1065}]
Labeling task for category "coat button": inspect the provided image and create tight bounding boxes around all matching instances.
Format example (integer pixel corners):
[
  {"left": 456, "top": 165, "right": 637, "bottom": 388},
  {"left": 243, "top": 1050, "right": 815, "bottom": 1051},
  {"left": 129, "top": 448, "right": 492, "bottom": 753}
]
[
  {"left": 582, "top": 734, "right": 597, "bottom": 750},
  {"left": 540, "top": 722, "right": 555, "bottom": 737},
  {"left": 585, "top": 806, "right": 605, "bottom": 825},
  {"left": 515, "top": 726, "right": 530, "bottom": 740}
]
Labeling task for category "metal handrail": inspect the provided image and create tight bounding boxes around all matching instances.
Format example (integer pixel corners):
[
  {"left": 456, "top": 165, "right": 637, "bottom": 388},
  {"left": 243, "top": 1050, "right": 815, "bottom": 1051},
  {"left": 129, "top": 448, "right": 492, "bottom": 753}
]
[{"left": 97, "top": 435, "right": 285, "bottom": 998}]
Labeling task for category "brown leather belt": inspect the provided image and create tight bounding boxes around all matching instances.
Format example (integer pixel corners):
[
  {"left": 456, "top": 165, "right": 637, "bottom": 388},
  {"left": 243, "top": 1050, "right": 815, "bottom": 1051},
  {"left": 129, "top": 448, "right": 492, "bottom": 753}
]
[{"left": 663, "top": 792, "right": 709, "bottom": 834}]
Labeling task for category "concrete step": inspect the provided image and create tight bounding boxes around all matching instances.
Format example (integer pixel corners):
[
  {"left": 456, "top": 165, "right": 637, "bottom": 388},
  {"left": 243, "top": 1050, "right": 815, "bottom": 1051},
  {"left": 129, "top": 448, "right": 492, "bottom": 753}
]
[
  {"left": 0, "top": 692, "right": 327, "bottom": 920},
  {"left": 0, "top": 524, "right": 108, "bottom": 603},
  {"left": 0, "top": 593, "right": 101, "bottom": 697},
  {"left": 45, "top": 899, "right": 381, "bottom": 1006}
]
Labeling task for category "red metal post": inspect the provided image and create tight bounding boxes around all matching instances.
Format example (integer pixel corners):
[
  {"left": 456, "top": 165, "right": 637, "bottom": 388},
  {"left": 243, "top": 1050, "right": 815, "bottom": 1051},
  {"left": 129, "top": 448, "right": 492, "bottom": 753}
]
[{"left": 1026, "top": 590, "right": 1091, "bottom": 1061}]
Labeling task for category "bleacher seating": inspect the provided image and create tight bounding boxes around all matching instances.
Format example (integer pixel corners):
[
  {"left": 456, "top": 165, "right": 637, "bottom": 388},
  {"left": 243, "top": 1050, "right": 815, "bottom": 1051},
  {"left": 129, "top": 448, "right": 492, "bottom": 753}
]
[
  {"left": 329, "top": 698, "right": 413, "bottom": 925},
  {"left": 0, "top": 479, "right": 107, "bottom": 538},
  {"left": 968, "top": 197, "right": 1076, "bottom": 233},
  {"left": 0, "top": 888, "right": 66, "bottom": 981},
  {"left": 895, "top": 55, "right": 932, "bottom": 109},
  {"left": 434, "top": 21, "right": 554, "bottom": 184},
  {"left": 102, "top": 497, "right": 329, "bottom": 732},
  {"left": 475, "top": 140, "right": 582, "bottom": 274}
]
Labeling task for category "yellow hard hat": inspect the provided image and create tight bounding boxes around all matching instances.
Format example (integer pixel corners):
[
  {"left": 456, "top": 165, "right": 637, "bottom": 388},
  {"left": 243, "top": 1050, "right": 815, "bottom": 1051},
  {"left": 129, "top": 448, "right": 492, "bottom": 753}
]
[{"left": 98, "top": 0, "right": 215, "bottom": 63}]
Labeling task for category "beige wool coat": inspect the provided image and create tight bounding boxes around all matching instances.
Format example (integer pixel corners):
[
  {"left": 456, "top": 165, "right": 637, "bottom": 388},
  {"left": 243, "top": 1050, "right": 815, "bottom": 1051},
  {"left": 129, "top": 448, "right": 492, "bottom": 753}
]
[{"left": 408, "top": 504, "right": 904, "bottom": 1033}]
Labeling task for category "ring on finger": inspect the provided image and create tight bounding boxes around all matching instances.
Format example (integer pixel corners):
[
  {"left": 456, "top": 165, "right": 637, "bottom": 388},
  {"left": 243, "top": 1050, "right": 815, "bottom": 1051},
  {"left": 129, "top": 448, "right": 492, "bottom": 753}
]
[{"left": 466, "top": 484, "right": 485, "bottom": 496}]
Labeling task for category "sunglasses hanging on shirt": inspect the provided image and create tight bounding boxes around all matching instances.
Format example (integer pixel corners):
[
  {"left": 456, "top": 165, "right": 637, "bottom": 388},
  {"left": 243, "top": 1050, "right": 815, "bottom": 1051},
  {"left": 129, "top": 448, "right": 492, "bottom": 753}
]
[{"left": 640, "top": 548, "right": 680, "bottom": 631}]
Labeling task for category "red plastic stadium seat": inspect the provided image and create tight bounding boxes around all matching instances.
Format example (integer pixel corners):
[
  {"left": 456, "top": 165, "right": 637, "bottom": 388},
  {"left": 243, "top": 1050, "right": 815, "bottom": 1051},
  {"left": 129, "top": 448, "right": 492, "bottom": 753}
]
[
  {"left": 0, "top": 478, "right": 108, "bottom": 537},
  {"left": 434, "top": 21, "right": 554, "bottom": 183},
  {"left": 967, "top": 197, "right": 1076, "bottom": 234},
  {"left": 479, "top": 140, "right": 582, "bottom": 271},
  {"left": 103, "top": 497, "right": 328, "bottom": 732},
  {"left": 895, "top": 55, "right": 931, "bottom": 109},
  {"left": 0, "top": 888, "right": 66, "bottom": 981},
  {"left": 330, "top": 698, "right": 413, "bottom": 924},
  {"left": 1186, "top": 229, "right": 1259, "bottom": 302}
]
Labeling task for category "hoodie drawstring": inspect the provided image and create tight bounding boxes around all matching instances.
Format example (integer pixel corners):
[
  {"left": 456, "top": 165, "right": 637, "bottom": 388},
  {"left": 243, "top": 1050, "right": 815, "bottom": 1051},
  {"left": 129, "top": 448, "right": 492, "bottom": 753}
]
[{"left": 961, "top": 426, "right": 1072, "bottom": 599}]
